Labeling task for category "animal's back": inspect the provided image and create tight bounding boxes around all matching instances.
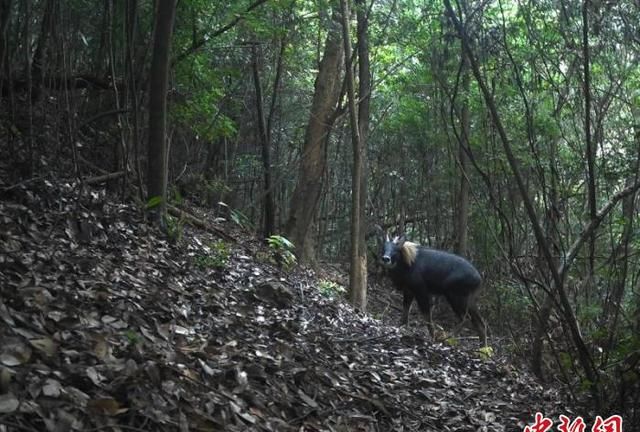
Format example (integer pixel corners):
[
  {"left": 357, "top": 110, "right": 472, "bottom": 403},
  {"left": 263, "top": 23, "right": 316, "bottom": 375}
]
[{"left": 414, "top": 247, "right": 481, "bottom": 295}]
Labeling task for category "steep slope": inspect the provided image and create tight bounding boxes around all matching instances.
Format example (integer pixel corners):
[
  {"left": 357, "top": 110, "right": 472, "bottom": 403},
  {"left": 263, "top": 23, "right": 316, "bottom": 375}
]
[{"left": 0, "top": 180, "right": 574, "bottom": 431}]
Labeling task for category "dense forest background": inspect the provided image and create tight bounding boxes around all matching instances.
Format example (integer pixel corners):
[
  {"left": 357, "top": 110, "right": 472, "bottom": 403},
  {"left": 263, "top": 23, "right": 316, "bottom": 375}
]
[{"left": 1, "top": 0, "right": 639, "bottom": 424}]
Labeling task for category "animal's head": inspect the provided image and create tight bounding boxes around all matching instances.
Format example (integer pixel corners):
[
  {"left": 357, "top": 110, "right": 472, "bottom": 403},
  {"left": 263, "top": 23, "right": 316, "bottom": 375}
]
[{"left": 380, "top": 233, "right": 417, "bottom": 269}]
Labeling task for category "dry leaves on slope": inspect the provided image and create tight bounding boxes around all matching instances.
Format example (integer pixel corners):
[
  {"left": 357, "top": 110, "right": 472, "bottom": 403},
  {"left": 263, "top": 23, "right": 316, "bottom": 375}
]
[{"left": 0, "top": 180, "right": 574, "bottom": 431}]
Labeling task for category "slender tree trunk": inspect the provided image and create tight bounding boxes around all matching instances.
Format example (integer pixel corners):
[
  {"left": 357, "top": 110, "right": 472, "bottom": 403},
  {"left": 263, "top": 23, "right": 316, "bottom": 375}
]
[
  {"left": 147, "top": 0, "right": 177, "bottom": 226},
  {"left": 126, "top": 0, "right": 144, "bottom": 202},
  {"left": 285, "top": 8, "right": 343, "bottom": 264},
  {"left": 252, "top": 43, "right": 275, "bottom": 237},
  {"left": 31, "top": 0, "right": 54, "bottom": 102},
  {"left": 0, "top": 0, "right": 11, "bottom": 82},
  {"left": 340, "top": 0, "right": 368, "bottom": 310},
  {"left": 454, "top": 53, "right": 470, "bottom": 256},
  {"left": 24, "top": 0, "right": 33, "bottom": 176},
  {"left": 603, "top": 175, "right": 636, "bottom": 355},
  {"left": 583, "top": 0, "right": 596, "bottom": 277},
  {"left": 356, "top": 0, "right": 370, "bottom": 308},
  {"left": 531, "top": 138, "right": 562, "bottom": 379},
  {"left": 444, "top": 0, "right": 601, "bottom": 405},
  {"left": 267, "top": 34, "right": 286, "bottom": 228}
]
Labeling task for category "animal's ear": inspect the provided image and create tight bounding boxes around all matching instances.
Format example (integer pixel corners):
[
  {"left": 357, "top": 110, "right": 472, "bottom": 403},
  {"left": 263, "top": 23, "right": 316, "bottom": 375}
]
[{"left": 396, "top": 235, "right": 406, "bottom": 246}]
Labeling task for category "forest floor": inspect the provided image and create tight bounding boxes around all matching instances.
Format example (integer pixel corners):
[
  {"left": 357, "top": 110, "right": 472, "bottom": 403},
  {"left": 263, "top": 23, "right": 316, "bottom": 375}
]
[{"left": 0, "top": 178, "right": 577, "bottom": 431}]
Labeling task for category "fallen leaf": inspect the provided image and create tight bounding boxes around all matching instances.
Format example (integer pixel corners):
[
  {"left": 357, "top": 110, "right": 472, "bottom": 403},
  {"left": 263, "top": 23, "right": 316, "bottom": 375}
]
[
  {"left": 0, "top": 367, "right": 13, "bottom": 393},
  {"left": 0, "top": 340, "right": 32, "bottom": 365},
  {"left": 0, "top": 301, "right": 16, "bottom": 325},
  {"left": 0, "top": 353, "right": 23, "bottom": 367},
  {"left": 298, "top": 390, "right": 319, "bottom": 408},
  {"left": 87, "top": 398, "right": 126, "bottom": 416},
  {"left": 42, "top": 378, "right": 62, "bottom": 397},
  {"left": 93, "top": 336, "right": 110, "bottom": 360},
  {"left": 86, "top": 366, "right": 104, "bottom": 385},
  {"left": 0, "top": 393, "right": 19, "bottom": 414},
  {"left": 29, "top": 337, "right": 58, "bottom": 356}
]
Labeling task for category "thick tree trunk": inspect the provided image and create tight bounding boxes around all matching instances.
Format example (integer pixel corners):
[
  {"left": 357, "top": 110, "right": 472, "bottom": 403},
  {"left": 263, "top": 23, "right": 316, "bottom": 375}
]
[
  {"left": 147, "top": 0, "right": 177, "bottom": 226},
  {"left": 284, "top": 10, "right": 343, "bottom": 264}
]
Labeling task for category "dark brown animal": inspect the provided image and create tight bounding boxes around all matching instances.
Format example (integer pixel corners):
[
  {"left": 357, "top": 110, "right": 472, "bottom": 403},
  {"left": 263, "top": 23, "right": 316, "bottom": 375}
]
[{"left": 381, "top": 234, "right": 487, "bottom": 344}]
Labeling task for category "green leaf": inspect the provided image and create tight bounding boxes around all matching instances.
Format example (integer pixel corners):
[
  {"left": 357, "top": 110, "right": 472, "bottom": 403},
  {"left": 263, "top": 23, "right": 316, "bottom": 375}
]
[{"left": 146, "top": 196, "right": 163, "bottom": 209}]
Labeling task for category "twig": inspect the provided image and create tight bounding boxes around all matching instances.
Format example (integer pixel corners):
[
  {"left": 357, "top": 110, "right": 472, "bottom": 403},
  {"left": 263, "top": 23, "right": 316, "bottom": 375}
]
[
  {"left": 167, "top": 205, "right": 236, "bottom": 242},
  {"left": 84, "top": 171, "right": 125, "bottom": 185},
  {"left": 84, "top": 424, "right": 155, "bottom": 432},
  {"left": 0, "top": 418, "right": 40, "bottom": 432},
  {"left": 0, "top": 177, "right": 43, "bottom": 192},
  {"left": 333, "top": 330, "right": 396, "bottom": 344}
]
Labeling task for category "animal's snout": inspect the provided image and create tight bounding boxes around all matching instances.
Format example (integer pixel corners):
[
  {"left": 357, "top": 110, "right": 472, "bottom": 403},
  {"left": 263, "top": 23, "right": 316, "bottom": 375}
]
[{"left": 382, "top": 255, "right": 391, "bottom": 264}]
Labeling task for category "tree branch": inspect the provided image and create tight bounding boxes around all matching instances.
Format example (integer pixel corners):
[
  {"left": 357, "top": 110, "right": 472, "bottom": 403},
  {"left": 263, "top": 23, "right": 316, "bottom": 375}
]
[
  {"left": 171, "top": 0, "right": 270, "bottom": 66},
  {"left": 559, "top": 180, "right": 640, "bottom": 279}
]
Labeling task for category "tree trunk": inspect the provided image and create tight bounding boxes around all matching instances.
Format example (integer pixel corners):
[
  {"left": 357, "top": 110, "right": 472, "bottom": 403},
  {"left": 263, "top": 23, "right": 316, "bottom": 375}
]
[
  {"left": 147, "top": 0, "right": 177, "bottom": 226},
  {"left": 582, "top": 0, "right": 597, "bottom": 278},
  {"left": 454, "top": 52, "right": 470, "bottom": 256},
  {"left": 0, "top": 0, "right": 12, "bottom": 81},
  {"left": 531, "top": 138, "right": 562, "bottom": 379},
  {"left": 444, "top": 0, "right": 602, "bottom": 405},
  {"left": 355, "top": 0, "right": 371, "bottom": 308},
  {"left": 267, "top": 33, "right": 287, "bottom": 229},
  {"left": 603, "top": 175, "right": 636, "bottom": 354},
  {"left": 341, "top": 0, "right": 369, "bottom": 310},
  {"left": 31, "top": 0, "right": 54, "bottom": 101},
  {"left": 251, "top": 43, "right": 275, "bottom": 237},
  {"left": 284, "top": 9, "right": 343, "bottom": 264}
]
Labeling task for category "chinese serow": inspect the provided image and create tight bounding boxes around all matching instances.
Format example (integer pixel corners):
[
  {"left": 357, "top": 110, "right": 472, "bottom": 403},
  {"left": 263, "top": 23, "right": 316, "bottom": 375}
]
[{"left": 380, "top": 234, "right": 487, "bottom": 345}]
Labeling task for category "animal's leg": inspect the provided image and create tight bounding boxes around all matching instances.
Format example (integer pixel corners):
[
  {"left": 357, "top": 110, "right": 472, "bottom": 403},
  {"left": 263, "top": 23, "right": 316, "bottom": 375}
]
[
  {"left": 414, "top": 293, "right": 434, "bottom": 337},
  {"left": 446, "top": 293, "right": 486, "bottom": 344},
  {"left": 445, "top": 294, "right": 472, "bottom": 333},
  {"left": 468, "top": 304, "right": 487, "bottom": 345},
  {"left": 400, "top": 290, "right": 414, "bottom": 326}
]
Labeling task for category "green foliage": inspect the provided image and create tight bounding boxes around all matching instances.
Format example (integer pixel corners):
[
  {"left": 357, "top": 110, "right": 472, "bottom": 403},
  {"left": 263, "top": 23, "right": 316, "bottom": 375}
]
[
  {"left": 146, "top": 196, "right": 163, "bottom": 210},
  {"left": 579, "top": 303, "right": 601, "bottom": 323},
  {"left": 230, "top": 209, "right": 254, "bottom": 230},
  {"left": 318, "top": 279, "right": 346, "bottom": 298},
  {"left": 559, "top": 351, "right": 573, "bottom": 372},
  {"left": 234, "top": 154, "right": 263, "bottom": 177},
  {"left": 478, "top": 346, "right": 494, "bottom": 359},
  {"left": 177, "top": 174, "right": 231, "bottom": 207},
  {"left": 124, "top": 330, "right": 141, "bottom": 345},
  {"left": 490, "top": 281, "right": 530, "bottom": 323},
  {"left": 444, "top": 337, "right": 460, "bottom": 347},
  {"left": 266, "top": 235, "right": 297, "bottom": 271},
  {"left": 166, "top": 214, "right": 185, "bottom": 244},
  {"left": 194, "top": 240, "right": 231, "bottom": 270},
  {"left": 169, "top": 186, "right": 184, "bottom": 206}
]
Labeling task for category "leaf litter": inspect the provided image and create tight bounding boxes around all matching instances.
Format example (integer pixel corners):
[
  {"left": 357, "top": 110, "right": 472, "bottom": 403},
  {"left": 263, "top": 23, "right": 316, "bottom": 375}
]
[{"left": 0, "top": 179, "right": 575, "bottom": 431}]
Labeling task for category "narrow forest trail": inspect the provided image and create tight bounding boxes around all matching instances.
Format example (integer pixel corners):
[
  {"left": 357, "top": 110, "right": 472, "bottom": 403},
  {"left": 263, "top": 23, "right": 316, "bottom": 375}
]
[{"left": 0, "top": 180, "right": 575, "bottom": 431}]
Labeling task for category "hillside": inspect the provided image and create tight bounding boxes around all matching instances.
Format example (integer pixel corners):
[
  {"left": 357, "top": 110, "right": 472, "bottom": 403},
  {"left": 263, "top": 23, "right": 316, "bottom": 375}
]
[{"left": 0, "top": 179, "right": 577, "bottom": 431}]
